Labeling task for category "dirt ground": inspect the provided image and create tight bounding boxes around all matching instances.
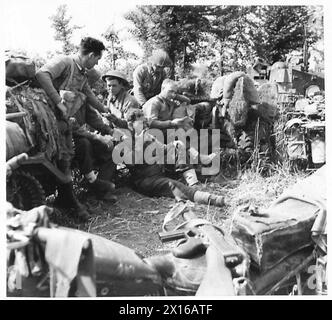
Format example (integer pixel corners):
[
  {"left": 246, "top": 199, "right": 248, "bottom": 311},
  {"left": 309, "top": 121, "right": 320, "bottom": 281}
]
[
  {"left": 50, "top": 180, "right": 234, "bottom": 257},
  {"left": 50, "top": 168, "right": 303, "bottom": 258}
]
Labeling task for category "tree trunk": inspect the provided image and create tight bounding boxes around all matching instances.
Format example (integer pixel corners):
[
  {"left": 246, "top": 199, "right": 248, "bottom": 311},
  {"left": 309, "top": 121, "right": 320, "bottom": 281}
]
[
  {"left": 110, "top": 40, "right": 116, "bottom": 70},
  {"left": 182, "top": 44, "right": 187, "bottom": 77},
  {"left": 168, "top": 49, "right": 176, "bottom": 79},
  {"left": 303, "top": 26, "right": 309, "bottom": 72},
  {"left": 219, "top": 42, "right": 224, "bottom": 76}
]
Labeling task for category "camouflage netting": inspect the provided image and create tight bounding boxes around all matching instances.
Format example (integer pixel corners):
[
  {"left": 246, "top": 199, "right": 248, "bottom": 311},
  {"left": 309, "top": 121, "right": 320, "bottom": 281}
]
[{"left": 6, "top": 85, "right": 61, "bottom": 162}]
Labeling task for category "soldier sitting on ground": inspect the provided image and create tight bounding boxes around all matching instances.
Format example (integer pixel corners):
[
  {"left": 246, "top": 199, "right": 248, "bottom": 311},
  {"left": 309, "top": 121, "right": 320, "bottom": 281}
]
[
  {"left": 70, "top": 103, "right": 117, "bottom": 204},
  {"left": 121, "top": 109, "right": 224, "bottom": 206},
  {"left": 102, "top": 70, "right": 139, "bottom": 128},
  {"left": 143, "top": 79, "right": 217, "bottom": 183}
]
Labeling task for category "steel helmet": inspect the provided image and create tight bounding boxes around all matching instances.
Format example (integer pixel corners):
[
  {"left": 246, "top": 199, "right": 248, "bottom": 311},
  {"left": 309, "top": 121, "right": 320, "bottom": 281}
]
[
  {"left": 271, "top": 61, "right": 287, "bottom": 70},
  {"left": 102, "top": 70, "right": 129, "bottom": 86}
]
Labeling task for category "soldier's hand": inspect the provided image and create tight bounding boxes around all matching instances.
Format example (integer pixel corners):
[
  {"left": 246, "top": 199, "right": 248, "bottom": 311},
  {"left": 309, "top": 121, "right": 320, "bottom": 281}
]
[
  {"left": 57, "top": 101, "right": 68, "bottom": 118},
  {"left": 102, "top": 135, "right": 114, "bottom": 149},
  {"left": 171, "top": 117, "right": 188, "bottom": 128}
]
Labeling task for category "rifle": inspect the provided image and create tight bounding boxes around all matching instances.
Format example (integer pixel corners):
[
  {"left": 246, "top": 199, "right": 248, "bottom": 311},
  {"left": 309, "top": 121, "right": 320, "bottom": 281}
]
[{"left": 159, "top": 205, "right": 248, "bottom": 296}]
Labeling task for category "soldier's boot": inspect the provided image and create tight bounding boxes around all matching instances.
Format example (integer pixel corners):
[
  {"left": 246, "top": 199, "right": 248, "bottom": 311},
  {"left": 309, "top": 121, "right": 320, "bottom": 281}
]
[
  {"left": 97, "top": 160, "right": 117, "bottom": 182},
  {"left": 55, "top": 182, "right": 90, "bottom": 221},
  {"left": 88, "top": 178, "right": 117, "bottom": 203},
  {"left": 188, "top": 147, "right": 218, "bottom": 165},
  {"left": 193, "top": 191, "right": 225, "bottom": 207}
]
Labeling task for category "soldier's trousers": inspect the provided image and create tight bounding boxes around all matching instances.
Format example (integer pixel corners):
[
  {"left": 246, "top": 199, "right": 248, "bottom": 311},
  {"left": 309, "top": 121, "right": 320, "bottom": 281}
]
[{"left": 73, "top": 136, "right": 116, "bottom": 181}]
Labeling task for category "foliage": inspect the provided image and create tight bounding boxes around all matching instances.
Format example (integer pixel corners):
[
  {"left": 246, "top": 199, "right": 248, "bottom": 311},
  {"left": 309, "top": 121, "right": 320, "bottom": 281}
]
[
  {"left": 204, "top": 6, "right": 259, "bottom": 73},
  {"left": 49, "top": 4, "right": 82, "bottom": 55},
  {"left": 125, "top": 5, "right": 211, "bottom": 77},
  {"left": 125, "top": 5, "right": 323, "bottom": 78},
  {"left": 101, "top": 25, "right": 139, "bottom": 73},
  {"left": 253, "top": 6, "right": 316, "bottom": 64}
]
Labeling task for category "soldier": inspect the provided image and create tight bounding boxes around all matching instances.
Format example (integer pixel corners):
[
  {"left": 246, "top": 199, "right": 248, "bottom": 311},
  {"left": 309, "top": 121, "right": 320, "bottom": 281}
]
[
  {"left": 71, "top": 104, "right": 117, "bottom": 204},
  {"left": 102, "top": 70, "right": 139, "bottom": 128},
  {"left": 124, "top": 109, "right": 224, "bottom": 206},
  {"left": 133, "top": 49, "right": 172, "bottom": 106},
  {"left": 143, "top": 79, "right": 191, "bottom": 132},
  {"left": 36, "top": 37, "right": 108, "bottom": 220},
  {"left": 143, "top": 79, "right": 216, "bottom": 183}
]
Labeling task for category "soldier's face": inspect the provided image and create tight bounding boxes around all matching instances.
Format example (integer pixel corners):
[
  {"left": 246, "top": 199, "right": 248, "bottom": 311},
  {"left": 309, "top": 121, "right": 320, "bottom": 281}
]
[
  {"left": 106, "top": 78, "right": 122, "bottom": 96},
  {"left": 85, "top": 52, "right": 102, "bottom": 69},
  {"left": 164, "top": 84, "right": 177, "bottom": 100}
]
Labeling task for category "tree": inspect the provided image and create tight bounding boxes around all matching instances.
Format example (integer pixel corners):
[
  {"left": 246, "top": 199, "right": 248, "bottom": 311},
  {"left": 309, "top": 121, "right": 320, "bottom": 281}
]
[
  {"left": 49, "top": 4, "right": 82, "bottom": 54},
  {"left": 100, "top": 25, "right": 139, "bottom": 82},
  {"left": 204, "top": 6, "right": 259, "bottom": 74},
  {"left": 125, "top": 5, "right": 323, "bottom": 77},
  {"left": 253, "top": 6, "right": 316, "bottom": 64},
  {"left": 125, "top": 5, "right": 211, "bottom": 77},
  {"left": 102, "top": 25, "right": 139, "bottom": 70},
  {"left": 306, "top": 5, "right": 324, "bottom": 72}
]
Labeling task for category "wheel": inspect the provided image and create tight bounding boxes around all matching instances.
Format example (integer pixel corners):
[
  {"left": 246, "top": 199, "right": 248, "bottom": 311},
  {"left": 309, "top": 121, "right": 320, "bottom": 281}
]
[{"left": 6, "top": 170, "right": 46, "bottom": 210}]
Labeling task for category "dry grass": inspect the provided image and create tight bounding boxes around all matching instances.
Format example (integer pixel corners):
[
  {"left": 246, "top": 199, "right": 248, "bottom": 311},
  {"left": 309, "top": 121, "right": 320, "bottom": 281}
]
[
  {"left": 50, "top": 164, "right": 308, "bottom": 257},
  {"left": 200, "top": 165, "right": 308, "bottom": 234}
]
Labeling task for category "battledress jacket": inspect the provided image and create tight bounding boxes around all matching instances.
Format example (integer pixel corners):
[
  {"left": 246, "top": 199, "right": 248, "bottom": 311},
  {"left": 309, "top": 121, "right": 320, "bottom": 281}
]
[
  {"left": 36, "top": 55, "right": 106, "bottom": 114},
  {"left": 107, "top": 88, "right": 139, "bottom": 128},
  {"left": 133, "top": 63, "right": 167, "bottom": 106}
]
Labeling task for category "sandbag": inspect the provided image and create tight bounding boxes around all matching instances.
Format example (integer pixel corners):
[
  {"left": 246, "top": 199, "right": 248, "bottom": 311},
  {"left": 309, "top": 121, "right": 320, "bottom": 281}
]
[
  {"left": 231, "top": 165, "right": 326, "bottom": 272},
  {"left": 6, "top": 120, "right": 30, "bottom": 160}
]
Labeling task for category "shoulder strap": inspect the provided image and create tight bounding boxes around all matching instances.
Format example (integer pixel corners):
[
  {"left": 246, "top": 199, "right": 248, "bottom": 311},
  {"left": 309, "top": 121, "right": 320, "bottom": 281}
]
[{"left": 59, "top": 57, "right": 75, "bottom": 91}]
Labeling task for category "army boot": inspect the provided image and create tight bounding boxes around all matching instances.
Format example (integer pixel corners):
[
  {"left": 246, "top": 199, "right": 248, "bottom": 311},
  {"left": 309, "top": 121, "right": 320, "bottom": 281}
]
[
  {"left": 55, "top": 182, "right": 90, "bottom": 221},
  {"left": 88, "top": 178, "right": 117, "bottom": 203},
  {"left": 193, "top": 191, "right": 225, "bottom": 207}
]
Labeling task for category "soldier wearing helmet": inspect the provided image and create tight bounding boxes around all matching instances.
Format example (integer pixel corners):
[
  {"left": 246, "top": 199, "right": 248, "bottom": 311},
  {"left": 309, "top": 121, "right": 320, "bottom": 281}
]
[
  {"left": 133, "top": 49, "right": 172, "bottom": 107},
  {"left": 102, "top": 70, "right": 139, "bottom": 128}
]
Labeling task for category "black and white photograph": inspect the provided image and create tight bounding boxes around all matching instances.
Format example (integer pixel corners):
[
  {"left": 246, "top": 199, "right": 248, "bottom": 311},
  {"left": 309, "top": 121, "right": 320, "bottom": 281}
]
[{"left": 1, "top": 0, "right": 329, "bottom": 302}]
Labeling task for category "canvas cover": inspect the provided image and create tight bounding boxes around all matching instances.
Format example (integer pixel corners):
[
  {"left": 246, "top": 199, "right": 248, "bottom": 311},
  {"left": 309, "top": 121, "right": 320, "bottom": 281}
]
[
  {"left": 6, "top": 120, "right": 30, "bottom": 160},
  {"left": 6, "top": 85, "right": 61, "bottom": 161},
  {"left": 231, "top": 165, "right": 326, "bottom": 272}
]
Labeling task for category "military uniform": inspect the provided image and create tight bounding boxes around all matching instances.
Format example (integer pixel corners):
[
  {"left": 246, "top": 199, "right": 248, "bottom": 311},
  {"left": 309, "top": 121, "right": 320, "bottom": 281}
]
[
  {"left": 128, "top": 138, "right": 223, "bottom": 206},
  {"left": 72, "top": 104, "right": 114, "bottom": 182},
  {"left": 133, "top": 64, "right": 167, "bottom": 106},
  {"left": 107, "top": 87, "right": 139, "bottom": 127},
  {"left": 36, "top": 55, "right": 106, "bottom": 168},
  {"left": 143, "top": 94, "right": 176, "bottom": 123}
]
